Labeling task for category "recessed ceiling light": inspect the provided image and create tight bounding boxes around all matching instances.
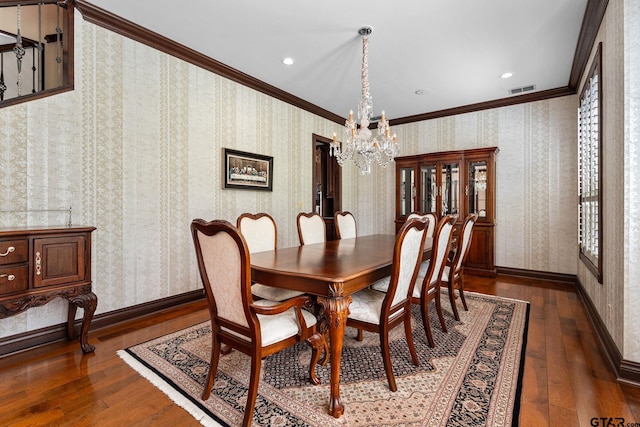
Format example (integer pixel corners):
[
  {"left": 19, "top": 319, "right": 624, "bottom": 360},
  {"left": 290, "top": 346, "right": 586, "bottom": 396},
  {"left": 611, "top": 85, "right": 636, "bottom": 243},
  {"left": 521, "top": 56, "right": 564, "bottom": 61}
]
[
  {"left": 282, "top": 57, "right": 295, "bottom": 66},
  {"left": 415, "top": 88, "right": 431, "bottom": 95},
  {"left": 500, "top": 72, "right": 513, "bottom": 79}
]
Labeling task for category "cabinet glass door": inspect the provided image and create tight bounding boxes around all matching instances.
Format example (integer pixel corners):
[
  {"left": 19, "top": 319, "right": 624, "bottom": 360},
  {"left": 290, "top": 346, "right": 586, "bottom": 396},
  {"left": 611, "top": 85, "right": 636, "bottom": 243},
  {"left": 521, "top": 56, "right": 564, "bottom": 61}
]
[
  {"left": 468, "top": 160, "right": 488, "bottom": 218},
  {"left": 420, "top": 164, "right": 437, "bottom": 214},
  {"left": 399, "top": 167, "right": 415, "bottom": 217},
  {"left": 442, "top": 162, "right": 460, "bottom": 215}
]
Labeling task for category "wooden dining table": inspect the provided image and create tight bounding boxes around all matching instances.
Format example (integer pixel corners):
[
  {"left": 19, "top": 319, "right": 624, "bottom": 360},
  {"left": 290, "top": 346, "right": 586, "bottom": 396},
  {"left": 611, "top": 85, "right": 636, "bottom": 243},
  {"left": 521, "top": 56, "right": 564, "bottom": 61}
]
[{"left": 250, "top": 233, "right": 433, "bottom": 418}]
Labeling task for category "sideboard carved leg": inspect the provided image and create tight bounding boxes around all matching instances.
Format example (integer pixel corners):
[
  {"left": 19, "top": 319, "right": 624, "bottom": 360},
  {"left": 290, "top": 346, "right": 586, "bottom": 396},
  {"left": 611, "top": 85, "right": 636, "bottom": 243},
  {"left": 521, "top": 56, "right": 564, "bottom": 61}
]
[{"left": 66, "top": 292, "right": 98, "bottom": 353}]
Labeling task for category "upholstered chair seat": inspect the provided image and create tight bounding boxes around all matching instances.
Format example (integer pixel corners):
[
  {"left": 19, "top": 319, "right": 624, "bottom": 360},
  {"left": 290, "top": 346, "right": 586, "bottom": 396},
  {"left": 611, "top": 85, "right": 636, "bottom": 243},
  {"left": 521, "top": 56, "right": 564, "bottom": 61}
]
[
  {"left": 250, "top": 299, "right": 318, "bottom": 345},
  {"left": 349, "top": 288, "right": 406, "bottom": 324},
  {"left": 250, "top": 284, "right": 306, "bottom": 302},
  {"left": 370, "top": 276, "right": 391, "bottom": 293},
  {"left": 441, "top": 265, "right": 451, "bottom": 282},
  {"left": 418, "top": 260, "right": 431, "bottom": 278}
]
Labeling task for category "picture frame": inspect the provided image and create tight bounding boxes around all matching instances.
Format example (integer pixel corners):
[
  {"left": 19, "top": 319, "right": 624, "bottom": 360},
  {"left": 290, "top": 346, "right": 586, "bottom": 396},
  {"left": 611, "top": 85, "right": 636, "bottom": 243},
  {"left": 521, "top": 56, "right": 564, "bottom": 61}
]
[{"left": 223, "top": 148, "right": 273, "bottom": 191}]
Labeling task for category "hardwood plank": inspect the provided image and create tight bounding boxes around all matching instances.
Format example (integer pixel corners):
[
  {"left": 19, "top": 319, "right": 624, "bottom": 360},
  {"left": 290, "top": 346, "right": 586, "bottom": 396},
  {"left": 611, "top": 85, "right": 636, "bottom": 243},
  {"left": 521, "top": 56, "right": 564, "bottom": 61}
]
[
  {"left": 519, "top": 355, "right": 550, "bottom": 426},
  {"left": 566, "top": 358, "right": 610, "bottom": 426},
  {"left": 593, "top": 377, "right": 636, "bottom": 421},
  {"left": 620, "top": 384, "right": 640, "bottom": 422},
  {"left": 549, "top": 403, "right": 580, "bottom": 427},
  {"left": 555, "top": 288, "right": 576, "bottom": 320},
  {"left": 545, "top": 298, "right": 577, "bottom": 411}
]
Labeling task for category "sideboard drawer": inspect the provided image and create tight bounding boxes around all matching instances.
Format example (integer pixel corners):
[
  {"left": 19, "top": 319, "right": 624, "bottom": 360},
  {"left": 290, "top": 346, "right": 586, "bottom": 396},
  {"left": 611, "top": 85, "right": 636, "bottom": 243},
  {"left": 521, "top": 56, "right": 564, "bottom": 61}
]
[
  {"left": 0, "top": 240, "right": 28, "bottom": 265},
  {"left": 0, "top": 265, "right": 28, "bottom": 295}
]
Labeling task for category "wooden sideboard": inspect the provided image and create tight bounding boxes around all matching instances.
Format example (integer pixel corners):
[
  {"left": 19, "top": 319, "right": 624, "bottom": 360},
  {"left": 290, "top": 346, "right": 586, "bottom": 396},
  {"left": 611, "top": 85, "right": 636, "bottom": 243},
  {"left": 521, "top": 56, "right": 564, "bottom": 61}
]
[{"left": 0, "top": 226, "right": 97, "bottom": 353}]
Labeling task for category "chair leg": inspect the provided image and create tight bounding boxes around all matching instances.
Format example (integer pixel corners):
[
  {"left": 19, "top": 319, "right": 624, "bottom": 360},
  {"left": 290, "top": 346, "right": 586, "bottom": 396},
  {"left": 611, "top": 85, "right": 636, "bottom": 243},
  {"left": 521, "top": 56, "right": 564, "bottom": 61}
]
[
  {"left": 458, "top": 275, "right": 468, "bottom": 311},
  {"left": 447, "top": 279, "right": 460, "bottom": 321},
  {"left": 356, "top": 328, "right": 364, "bottom": 341},
  {"left": 243, "top": 354, "right": 262, "bottom": 427},
  {"left": 306, "top": 333, "right": 324, "bottom": 385},
  {"left": 434, "top": 286, "right": 448, "bottom": 333},
  {"left": 379, "top": 327, "right": 397, "bottom": 392},
  {"left": 403, "top": 309, "right": 419, "bottom": 366},
  {"left": 314, "top": 299, "right": 330, "bottom": 366},
  {"left": 421, "top": 299, "right": 435, "bottom": 348},
  {"left": 317, "top": 330, "right": 329, "bottom": 366},
  {"left": 202, "top": 336, "right": 221, "bottom": 400}
]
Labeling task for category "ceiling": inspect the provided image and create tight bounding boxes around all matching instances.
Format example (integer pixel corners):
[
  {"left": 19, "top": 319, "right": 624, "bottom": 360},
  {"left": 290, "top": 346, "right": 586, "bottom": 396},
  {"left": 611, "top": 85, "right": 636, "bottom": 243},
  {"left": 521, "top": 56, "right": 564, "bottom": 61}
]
[{"left": 85, "top": 0, "right": 589, "bottom": 123}]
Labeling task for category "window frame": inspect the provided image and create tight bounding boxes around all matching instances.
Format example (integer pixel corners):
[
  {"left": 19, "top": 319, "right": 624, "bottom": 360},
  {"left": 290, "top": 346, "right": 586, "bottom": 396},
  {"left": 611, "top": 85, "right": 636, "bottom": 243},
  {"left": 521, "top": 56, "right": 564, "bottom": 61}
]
[{"left": 577, "top": 42, "right": 603, "bottom": 283}]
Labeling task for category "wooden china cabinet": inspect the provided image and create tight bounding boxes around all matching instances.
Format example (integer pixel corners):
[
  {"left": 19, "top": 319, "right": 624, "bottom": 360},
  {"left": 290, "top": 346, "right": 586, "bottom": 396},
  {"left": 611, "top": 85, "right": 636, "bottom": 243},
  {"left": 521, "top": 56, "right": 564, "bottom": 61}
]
[{"left": 395, "top": 147, "right": 498, "bottom": 276}]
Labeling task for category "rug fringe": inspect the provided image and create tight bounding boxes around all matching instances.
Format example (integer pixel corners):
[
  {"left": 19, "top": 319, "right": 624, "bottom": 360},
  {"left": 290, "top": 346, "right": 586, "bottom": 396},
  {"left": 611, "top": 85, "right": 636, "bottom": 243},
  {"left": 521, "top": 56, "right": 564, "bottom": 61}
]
[{"left": 116, "top": 350, "right": 224, "bottom": 427}]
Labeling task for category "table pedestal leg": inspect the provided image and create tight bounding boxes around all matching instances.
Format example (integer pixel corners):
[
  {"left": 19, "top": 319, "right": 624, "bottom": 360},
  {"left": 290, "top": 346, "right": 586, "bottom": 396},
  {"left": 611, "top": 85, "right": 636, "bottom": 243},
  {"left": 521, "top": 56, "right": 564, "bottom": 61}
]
[{"left": 321, "top": 294, "right": 351, "bottom": 418}]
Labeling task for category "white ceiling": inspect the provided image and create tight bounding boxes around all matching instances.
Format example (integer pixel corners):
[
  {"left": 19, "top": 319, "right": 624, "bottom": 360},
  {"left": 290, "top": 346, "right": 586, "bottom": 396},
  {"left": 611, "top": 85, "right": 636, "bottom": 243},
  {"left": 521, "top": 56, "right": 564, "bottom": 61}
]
[{"left": 86, "top": 0, "right": 588, "bottom": 121}]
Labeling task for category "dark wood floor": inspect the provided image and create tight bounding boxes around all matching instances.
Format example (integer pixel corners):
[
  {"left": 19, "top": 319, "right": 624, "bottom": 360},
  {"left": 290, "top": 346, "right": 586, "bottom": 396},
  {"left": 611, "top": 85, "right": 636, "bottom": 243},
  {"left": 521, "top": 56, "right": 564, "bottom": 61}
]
[{"left": 0, "top": 275, "right": 639, "bottom": 426}]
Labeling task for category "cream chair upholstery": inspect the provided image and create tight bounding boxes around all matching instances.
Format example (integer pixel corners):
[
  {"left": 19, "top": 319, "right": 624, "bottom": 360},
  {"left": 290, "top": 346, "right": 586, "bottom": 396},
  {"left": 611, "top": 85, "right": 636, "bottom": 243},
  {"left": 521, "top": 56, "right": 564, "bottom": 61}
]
[
  {"left": 237, "top": 213, "right": 276, "bottom": 253},
  {"left": 404, "top": 212, "right": 437, "bottom": 278},
  {"left": 443, "top": 213, "right": 478, "bottom": 320},
  {"left": 347, "top": 216, "right": 428, "bottom": 392},
  {"left": 191, "top": 219, "right": 324, "bottom": 427},
  {"left": 407, "top": 212, "right": 436, "bottom": 239},
  {"left": 334, "top": 211, "right": 357, "bottom": 239},
  {"left": 296, "top": 212, "right": 326, "bottom": 245},
  {"left": 237, "top": 213, "right": 304, "bottom": 301}
]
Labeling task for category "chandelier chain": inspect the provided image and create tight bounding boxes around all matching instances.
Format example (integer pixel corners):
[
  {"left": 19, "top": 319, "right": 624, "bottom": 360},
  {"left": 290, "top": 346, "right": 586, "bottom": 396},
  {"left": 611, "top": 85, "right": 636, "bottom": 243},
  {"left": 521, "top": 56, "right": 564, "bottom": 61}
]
[{"left": 361, "top": 36, "right": 369, "bottom": 106}]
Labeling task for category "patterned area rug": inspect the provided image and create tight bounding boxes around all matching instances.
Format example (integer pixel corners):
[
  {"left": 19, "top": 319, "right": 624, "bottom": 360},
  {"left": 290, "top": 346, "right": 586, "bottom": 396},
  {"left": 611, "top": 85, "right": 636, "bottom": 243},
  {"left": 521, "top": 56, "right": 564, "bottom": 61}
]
[{"left": 118, "top": 291, "right": 529, "bottom": 426}]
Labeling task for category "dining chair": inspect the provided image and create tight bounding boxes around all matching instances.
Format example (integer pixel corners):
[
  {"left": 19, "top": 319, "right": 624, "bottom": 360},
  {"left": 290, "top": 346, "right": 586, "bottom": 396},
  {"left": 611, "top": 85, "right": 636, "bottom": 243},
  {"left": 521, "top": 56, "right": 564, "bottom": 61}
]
[
  {"left": 442, "top": 213, "right": 478, "bottom": 320},
  {"left": 371, "top": 215, "right": 456, "bottom": 347},
  {"left": 237, "top": 213, "right": 305, "bottom": 301},
  {"left": 334, "top": 211, "right": 357, "bottom": 239},
  {"left": 412, "top": 215, "right": 457, "bottom": 347},
  {"left": 346, "top": 216, "right": 429, "bottom": 392},
  {"left": 191, "top": 219, "right": 324, "bottom": 427},
  {"left": 406, "top": 212, "right": 436, "bottom": 277},
  {"left": 296, "top": 212, "right": 326, "bottom": 245}
]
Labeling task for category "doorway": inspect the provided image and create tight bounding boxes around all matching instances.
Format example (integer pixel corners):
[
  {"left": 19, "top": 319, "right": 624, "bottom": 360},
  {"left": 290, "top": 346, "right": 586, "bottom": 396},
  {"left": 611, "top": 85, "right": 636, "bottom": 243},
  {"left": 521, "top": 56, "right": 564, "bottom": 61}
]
[{"left": 312, "top": 133, "right": 341, "bottom": 240}]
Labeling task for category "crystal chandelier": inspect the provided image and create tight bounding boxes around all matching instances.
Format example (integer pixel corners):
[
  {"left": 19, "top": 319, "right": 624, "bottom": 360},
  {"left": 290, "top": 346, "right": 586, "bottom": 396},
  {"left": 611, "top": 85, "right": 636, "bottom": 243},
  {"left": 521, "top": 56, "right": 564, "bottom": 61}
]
[{"left": 330, "top": 26, "right": 398, "bottom": 175}]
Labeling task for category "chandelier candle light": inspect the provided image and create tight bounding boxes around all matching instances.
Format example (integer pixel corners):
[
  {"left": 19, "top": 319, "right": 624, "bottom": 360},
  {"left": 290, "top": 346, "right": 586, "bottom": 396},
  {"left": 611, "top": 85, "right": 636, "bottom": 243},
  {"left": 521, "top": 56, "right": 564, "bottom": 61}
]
[{"left": 330, "top": 26, "right": 399, "bottom": 175}]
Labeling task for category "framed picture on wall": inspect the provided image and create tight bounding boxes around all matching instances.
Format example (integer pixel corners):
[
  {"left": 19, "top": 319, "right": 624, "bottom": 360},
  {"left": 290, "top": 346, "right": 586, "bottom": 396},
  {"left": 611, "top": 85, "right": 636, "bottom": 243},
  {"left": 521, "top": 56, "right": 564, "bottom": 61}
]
[{"left": 223, "top": 148, "right": 273, "bottom": 191}]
